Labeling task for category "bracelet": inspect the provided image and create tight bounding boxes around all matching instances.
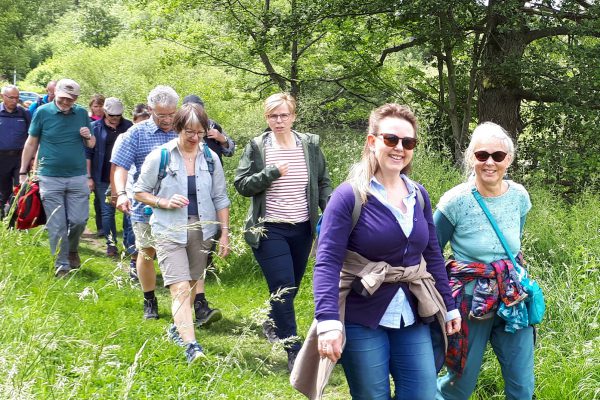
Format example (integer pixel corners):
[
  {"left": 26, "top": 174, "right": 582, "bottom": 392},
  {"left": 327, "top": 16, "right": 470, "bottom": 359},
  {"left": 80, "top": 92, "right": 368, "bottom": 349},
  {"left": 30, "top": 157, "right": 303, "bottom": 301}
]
[
  {"left": 87, "top": 176, "right": 92, "bottom": 179},
  {"left": 117, "top": 190, "right": 127, "bottom": 196},
  {"left": 221, "top": 226, "right": 229, "bottom": 230},
  {"left": 19, "top": 172, "right": 27, "bottom": 175},
  {"left": 154, "top": 197, "right": 162, "bottom": 208}
]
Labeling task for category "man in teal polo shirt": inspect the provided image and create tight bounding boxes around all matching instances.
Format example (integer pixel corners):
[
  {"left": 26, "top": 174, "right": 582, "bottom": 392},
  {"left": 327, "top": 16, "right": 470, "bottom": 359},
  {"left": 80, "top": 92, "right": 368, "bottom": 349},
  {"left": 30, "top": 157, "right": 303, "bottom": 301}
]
[{"left": 19, "top": 79, "right": 96, "bottom": 277}]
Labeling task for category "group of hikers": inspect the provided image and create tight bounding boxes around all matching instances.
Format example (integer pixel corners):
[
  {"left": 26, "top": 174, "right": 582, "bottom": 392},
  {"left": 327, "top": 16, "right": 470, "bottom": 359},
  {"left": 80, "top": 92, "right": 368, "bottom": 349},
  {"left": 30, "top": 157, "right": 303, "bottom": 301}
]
[{"left": 1, "top": 79, "right": 538, "bottom": 399}]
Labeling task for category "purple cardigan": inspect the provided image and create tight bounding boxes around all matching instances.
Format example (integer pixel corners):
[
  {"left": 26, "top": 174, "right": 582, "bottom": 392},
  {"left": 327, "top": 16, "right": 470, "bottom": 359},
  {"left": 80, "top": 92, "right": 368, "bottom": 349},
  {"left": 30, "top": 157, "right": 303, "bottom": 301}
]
[{"left": 314, "top": 182, "right": 456, "bottom": 328}]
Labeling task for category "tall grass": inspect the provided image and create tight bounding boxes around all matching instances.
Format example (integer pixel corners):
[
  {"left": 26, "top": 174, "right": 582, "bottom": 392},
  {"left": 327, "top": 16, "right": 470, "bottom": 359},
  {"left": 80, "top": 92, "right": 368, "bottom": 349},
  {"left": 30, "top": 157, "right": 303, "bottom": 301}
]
[{"left": 0, "top": 129, "right": 597, "bottom": 399}]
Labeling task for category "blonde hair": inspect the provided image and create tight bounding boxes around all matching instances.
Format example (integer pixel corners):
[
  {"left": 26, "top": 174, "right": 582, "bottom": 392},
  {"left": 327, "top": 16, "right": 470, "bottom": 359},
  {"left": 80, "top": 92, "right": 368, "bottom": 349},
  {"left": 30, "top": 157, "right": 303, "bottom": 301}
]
[
  {"left": 464, "top": 121, "right": 515, "bottom": 178},
  {"left": 264, "top": 92, "right": 297, "bottom": 116},
  {"left": 347, "top": 104, "right": 418, "bottom": 203}
]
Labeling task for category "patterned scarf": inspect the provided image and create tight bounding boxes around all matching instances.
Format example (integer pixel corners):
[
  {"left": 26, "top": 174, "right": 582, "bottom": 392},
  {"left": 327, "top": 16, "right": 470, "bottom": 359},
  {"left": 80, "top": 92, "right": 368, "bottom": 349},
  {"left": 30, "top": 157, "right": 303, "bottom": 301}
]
[{"left": 445, "top": 256, "right": 528, "bottom": 375}]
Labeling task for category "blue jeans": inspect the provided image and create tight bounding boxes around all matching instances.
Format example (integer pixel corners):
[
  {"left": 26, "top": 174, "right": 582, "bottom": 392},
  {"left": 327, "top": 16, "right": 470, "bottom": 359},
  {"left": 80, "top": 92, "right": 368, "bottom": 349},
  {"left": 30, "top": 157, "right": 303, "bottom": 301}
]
[
  {"left": 94, "top": 182, "right": 116, "bottom": 247},
  {"left": 252, "top": 221, "right": 312, "bottom": 352},
  {"left": 38, "top": 175, "right": 90, "bottom": 268},
  {"left": 436, "top": 313, "right": 534, "bottom": 400},
  {"left": 122, "top": 212, "right": 136, "bottom": 255},
  {"left": 341, "top": 323, "right": 437, "bottom": 400}
]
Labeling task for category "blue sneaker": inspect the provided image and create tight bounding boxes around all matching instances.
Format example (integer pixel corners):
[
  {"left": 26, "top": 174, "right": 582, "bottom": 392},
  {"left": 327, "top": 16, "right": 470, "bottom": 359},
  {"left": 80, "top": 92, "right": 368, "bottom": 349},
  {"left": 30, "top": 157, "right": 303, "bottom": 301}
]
[
  {"left": 185, "top": 341, "right": 206, "bottom": 364},
  {"left": 167, "top": 324, "right": 186, "bottom": 347}
]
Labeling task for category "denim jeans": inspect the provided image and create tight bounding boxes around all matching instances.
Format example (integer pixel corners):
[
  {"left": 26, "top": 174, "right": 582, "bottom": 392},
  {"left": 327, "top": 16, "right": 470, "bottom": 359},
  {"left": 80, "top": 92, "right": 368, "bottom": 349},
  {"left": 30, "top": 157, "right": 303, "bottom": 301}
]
[
  {"left": 94, "top": 181, "right": 117, "bottom": 247},
  {"left": 38, "top": 175, "right": 90, "bottom": 269},
  {"left": 122, "top": 212, "right": 136, "bottom": 255},
  {"left": 341, "top": 323, "right": 437, "bottom": 400},
  {"left": 436, "top": 313, "right": 534, "bottom": 400},
  {"left": 252, "top": 221, "right": 312, "bottom": 352}
]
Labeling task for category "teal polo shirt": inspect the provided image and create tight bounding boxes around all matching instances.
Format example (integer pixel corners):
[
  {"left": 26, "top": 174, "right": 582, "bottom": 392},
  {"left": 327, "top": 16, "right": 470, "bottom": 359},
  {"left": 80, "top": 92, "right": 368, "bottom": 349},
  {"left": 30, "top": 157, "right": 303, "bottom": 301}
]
[{"left": 28, "top": 101, "right": 93, "bottom": 177}]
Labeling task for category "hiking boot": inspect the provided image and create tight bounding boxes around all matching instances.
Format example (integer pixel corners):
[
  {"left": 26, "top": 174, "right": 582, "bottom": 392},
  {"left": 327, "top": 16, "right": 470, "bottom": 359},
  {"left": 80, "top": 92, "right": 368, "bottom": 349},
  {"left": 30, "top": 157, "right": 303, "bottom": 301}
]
[
  {"left": 68, "top": 252, "right": 81, "bottom": 269},
  {"left": 106, "top": 245, "right": 118, "bottom": 258},
  {"left": 167, "top": 324, "right": 186, "bottom": 347},
  {"left": 185, "top": 342, "right": 206, "bottom": 364},
  {"left": 143, "top": 297, "right": 159, "bottom": 320},
  {"left": 262, "top": 320, "right": 280, "bottom": 343},
  {"left": 129, "top": 259, "right": 138, "bottom": 282},
  {"left": 287, "top": 348, "right": 299, "bottom": 372},
  {"left": 55, "top": 264, "right": 70, "bottom": 278},
  {"left": 194, "top": 299, "right": 222, "bottom": 328}
]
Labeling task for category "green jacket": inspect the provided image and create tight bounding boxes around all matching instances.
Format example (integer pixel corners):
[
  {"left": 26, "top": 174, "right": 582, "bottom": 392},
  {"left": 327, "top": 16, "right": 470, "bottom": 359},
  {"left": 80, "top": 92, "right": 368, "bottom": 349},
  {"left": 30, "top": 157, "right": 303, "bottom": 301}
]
[{"left": 234, "top": 130, "right": 332, "bottom": 248}]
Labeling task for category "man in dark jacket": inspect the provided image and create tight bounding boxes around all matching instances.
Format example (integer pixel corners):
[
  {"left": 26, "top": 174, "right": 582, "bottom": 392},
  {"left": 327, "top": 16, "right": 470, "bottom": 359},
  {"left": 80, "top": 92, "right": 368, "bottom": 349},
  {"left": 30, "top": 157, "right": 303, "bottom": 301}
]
[
  {"left": 87, "top": 97, "right": 133, "bottom": 257},
  {"left": 0, "top": 85, "right": 31, "bottom": 218}
]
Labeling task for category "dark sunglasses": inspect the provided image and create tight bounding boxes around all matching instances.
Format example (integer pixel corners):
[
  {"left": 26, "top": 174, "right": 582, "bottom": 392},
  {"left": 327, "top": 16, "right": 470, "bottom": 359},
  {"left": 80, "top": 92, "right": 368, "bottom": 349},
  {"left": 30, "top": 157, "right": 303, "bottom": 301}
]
[
  {"left": 377, "top": 134, "right": 418, "bottom": 150},
  {"left": 107, "top": 113, "right": 122, "bottom": 118},
  {"left": 474, "top": 150, "right": 508, "bottom": 162}
]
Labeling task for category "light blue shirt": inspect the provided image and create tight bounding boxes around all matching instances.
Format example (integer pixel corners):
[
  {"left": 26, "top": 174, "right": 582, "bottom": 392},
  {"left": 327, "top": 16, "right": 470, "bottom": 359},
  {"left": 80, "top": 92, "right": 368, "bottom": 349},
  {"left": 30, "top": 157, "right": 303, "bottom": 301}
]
[
  {"left": 370, "top": 175, "right": 417, "bottom": 328},
  {"left": 134, "top": 138, "right": 230, "bottom": 244}
]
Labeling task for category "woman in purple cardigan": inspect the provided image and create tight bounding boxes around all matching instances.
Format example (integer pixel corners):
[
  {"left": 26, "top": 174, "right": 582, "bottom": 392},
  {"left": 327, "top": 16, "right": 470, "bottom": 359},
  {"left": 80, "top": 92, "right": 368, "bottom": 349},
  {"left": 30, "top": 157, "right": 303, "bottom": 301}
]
[{"left": 313, "top": 104, "right": 461, "bottom": 399}]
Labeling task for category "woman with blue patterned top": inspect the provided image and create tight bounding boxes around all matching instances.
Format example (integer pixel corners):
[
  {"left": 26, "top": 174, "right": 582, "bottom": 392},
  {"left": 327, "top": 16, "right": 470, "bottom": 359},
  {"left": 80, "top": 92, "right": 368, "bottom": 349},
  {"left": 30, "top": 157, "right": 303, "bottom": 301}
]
[{"left": 435, "top": 122, "right": 535, "bottom": 400}]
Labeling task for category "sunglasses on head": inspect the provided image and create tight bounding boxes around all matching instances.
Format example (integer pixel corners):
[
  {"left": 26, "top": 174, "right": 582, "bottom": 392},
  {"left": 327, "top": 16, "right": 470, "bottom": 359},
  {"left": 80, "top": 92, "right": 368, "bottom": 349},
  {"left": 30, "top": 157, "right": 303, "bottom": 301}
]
[
  {"left": 376, "top": 134, "right": 418, "bottom": 150},
  {"left": 474, "top": 150, "right": 508, "bottom": 162}
]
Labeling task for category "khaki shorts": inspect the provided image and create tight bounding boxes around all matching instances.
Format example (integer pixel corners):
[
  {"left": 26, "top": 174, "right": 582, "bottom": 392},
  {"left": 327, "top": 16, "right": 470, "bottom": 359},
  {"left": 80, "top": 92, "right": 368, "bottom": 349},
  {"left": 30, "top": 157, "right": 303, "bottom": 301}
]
[
  {"left": 156, "top": 216, "right": 214, "bottom": 287},
  {"left": 133, "top": 222, "right": 154, "bottom": 250}
]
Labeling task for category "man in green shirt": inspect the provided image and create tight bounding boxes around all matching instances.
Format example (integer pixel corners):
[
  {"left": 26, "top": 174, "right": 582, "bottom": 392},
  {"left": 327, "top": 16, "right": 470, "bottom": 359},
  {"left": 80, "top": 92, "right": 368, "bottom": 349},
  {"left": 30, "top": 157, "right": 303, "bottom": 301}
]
[{"left": 19, "top": 79, "right": 96, "bottom": 277}]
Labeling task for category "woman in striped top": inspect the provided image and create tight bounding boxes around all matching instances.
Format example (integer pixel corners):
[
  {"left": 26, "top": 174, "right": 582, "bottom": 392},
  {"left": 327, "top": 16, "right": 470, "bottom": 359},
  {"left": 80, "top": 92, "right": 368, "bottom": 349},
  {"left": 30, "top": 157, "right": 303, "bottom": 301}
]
[{"left": 234, "top": 93, "right": 332, "bottom": 372}]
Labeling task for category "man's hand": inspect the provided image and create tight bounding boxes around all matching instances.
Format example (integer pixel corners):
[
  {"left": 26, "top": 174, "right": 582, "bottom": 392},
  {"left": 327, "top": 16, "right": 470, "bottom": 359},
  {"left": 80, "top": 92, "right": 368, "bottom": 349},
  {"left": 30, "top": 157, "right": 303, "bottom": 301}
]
[
  {"left": 80, "top": 127, "right": 92, "bottom": 140},
  {"left": 116, "top": 193, "right": 132, "bottom": 214},
  {"left": 206, "top": 128, "right": 226, "bottom": 144},
  {"left": 87, "top": 178, "right": 95, "bottom": 191}
]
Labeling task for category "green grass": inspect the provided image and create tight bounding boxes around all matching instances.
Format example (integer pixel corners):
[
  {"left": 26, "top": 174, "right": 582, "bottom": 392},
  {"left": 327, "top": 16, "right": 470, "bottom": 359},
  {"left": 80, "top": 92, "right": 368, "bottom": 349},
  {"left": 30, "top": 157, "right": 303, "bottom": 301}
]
[{"left": 0, "top": 130, "right": 598, "bottom": 399}]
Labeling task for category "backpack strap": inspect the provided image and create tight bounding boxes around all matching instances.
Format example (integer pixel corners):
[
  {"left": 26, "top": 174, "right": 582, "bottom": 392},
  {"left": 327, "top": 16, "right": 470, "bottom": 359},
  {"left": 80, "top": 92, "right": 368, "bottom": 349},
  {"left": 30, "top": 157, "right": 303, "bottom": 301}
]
[
  {"left": 202, "top": 142, "right": 215, "bottom": 175},
  {"left": 154, "top": 148, "right": 170, "bottom": 193},
  {"left": 350, "top": 184, "right": 362, "bottom": 230},
  {"left": 415, "top": 185, "right": 424, "bottom": 211}
]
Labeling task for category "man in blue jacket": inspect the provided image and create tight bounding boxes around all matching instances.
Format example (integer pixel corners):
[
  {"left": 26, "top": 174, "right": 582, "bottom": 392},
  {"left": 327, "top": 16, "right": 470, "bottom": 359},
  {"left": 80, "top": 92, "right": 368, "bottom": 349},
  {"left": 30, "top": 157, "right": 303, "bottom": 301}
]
[
  {"left": 87, "top": 97, "right": 133, "bottom": 257},
  {"left": 29, "top": 80, "right": 56, "bottom": 116},
  {"left": 0, "top": 85, "right": 31, "bottom": 218}
]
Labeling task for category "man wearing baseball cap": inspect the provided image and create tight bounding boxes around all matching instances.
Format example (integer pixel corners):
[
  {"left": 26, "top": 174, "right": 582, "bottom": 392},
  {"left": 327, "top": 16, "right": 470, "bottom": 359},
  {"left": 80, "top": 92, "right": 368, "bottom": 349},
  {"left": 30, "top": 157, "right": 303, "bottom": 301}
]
[
  {"left": 87, "top": 97, "right": 133, "bottom": 258},
  {"left": 19, "top": 78, "right": 96, "bottom": 277}
]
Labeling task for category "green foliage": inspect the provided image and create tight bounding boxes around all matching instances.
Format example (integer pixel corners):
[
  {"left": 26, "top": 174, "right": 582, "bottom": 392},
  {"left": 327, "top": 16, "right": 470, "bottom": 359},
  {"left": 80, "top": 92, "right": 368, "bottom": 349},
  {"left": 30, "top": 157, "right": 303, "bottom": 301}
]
[{"left": 75, "top": 4, "right": 123, "bottom": 48}]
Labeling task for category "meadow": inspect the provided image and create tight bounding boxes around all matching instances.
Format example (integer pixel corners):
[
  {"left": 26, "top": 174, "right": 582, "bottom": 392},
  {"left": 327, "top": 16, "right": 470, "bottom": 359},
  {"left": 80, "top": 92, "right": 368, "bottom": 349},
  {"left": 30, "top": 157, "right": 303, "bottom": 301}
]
[{"left": 0, "top": 130, "right": 598, "bottom": 399}]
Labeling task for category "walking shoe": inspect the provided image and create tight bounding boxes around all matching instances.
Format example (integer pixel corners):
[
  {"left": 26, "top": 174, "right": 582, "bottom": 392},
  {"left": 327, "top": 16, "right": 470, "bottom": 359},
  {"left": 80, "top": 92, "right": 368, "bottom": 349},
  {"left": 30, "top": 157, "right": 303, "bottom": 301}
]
[
  {"left": 194, "top": 299, "right": 222, "bottom": 328},
  {"left": 143, "top": 297, "right": 159, "bottom": 319},
  {"left": 129, "top": 259, "right": 138, "bottom": 281},
  {"left": 68, "top": 252, "right": 81, "bottom": 269},
  {"left": 185, "top": 341, "right": 206, "bottom": 364},
  {"left": 106, "top": 245, "right": 118, "bottom": 258},
  {"left": 287, "top": 348, "right": 299, "bottom": 372},
  {"left": 167, "top": 324, "right": 186, "bottom": 347},
  {"left": 55, "top": 264, "right": 70, "bottom": 278},
  {"left": 262, "top": 320, "right": 280, "bottom": 343}
]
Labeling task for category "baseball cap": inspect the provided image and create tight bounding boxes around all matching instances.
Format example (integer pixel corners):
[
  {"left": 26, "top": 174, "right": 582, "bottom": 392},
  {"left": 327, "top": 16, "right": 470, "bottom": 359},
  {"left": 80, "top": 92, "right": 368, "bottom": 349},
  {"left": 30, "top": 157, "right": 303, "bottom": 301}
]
[
  {"left": 55, "top": 79, "right": 81, "bottom": 100},
  {"left": 183, "top": 94, "right": 204, "bottom": 106},
  {"left": 104, "top": 97, "right": 124, "bottom": 115}
]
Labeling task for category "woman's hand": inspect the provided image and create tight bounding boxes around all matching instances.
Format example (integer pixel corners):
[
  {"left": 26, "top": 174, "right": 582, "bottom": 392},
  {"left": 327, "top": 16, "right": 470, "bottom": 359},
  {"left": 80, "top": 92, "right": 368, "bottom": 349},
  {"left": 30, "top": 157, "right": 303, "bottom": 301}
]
[
  {"left": 318, "top": 330, "right": 343, "bottom": 363},
  {"left": 218, "top": 231, "right": 230, "bottom": 258},
  {"left": 165, "top": 194, "right": 189, "bottom": 209},
  {"left": 446, "top": 317, "right": 462, "bottom": 335},
  {"left": 275, "top": 162, "right": 289, "bottom": 177}
]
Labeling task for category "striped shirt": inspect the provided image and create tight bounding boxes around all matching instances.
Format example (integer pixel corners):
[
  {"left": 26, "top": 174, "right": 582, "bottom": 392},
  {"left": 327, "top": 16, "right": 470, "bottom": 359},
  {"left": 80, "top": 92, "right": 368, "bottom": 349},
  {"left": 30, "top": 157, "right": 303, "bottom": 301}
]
[
  {"left": 264, "top": 141, "right": 309, "bottom": 223},
  {"left": 110, "top": 118, "right": 178, "bottom": 223}
]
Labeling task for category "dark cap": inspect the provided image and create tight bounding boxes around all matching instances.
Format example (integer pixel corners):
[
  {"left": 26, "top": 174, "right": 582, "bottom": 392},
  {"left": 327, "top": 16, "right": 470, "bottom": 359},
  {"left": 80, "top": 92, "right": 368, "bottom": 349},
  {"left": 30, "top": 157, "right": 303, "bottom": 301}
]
[{"left": 182, "top": 94, "right": 204, "bottom": 106}]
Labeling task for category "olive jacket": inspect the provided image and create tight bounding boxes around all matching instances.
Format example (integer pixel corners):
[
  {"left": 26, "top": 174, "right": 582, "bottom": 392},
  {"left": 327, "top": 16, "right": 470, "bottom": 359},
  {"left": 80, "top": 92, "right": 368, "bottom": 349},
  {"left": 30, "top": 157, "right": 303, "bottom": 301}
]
[{"left": 234, "top": 130, "right": 332, "bottom": 248}]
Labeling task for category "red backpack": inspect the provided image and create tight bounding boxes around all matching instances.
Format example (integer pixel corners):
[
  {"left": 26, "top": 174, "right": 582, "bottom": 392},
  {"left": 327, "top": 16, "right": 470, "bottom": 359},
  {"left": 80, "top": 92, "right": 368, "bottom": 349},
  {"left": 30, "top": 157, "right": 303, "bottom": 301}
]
[{"left": 8, "top": 179, "right": 47, "bottom": 230}]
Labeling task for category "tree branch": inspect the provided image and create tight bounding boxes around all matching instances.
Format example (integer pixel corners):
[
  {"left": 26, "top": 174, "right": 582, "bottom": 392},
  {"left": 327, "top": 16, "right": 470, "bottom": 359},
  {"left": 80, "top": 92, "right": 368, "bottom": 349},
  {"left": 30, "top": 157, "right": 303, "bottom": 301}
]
[{"left": 378, "top": 37, "right": 426, "bottom": 65}]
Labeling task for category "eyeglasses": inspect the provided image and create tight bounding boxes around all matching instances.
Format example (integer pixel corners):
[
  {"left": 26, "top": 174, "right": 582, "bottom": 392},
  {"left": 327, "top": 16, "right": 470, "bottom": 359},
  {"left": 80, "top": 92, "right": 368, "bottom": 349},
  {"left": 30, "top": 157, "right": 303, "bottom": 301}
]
[
  {"left": 267, "top": 113, "right": 291, "bottom": 122},
  {"left": 107, "top": 113, "right": 122, "bottom": 118},
  {"left": 3, "top": 95, "right": 19, "bottom": 100},
  {"left": 474, "top": 151, "right": 508, "bottom": 162},
  {"left": 183, "top": 129, "right": 206, "bottom": 138},
  {"left": 153, "top": 111, "right": 176, "bottom": 120},
  {"left": 376, "top": 134, "right": 418, "bottom": 150}
]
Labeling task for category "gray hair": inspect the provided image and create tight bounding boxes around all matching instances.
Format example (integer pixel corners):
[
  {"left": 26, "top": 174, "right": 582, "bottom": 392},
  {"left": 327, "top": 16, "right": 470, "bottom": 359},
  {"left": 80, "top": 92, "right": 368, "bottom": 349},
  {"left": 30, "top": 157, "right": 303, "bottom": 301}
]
[
  {"left": 1, "top": 85, "right": 19, "bottom": 95},
  {"left": 147, "top": 85, "right": 179, "bottom": 108},
  {"left": 464, "top": 121, "right": 515, "bottom": 178}
]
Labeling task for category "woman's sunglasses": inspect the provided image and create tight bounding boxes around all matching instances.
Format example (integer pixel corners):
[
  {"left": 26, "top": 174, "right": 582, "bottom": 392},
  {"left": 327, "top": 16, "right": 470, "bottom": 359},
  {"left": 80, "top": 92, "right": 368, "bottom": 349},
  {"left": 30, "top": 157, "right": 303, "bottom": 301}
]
[
  {"left": 376, "top": 134, "right": 418, "bottom": 150},
  {"left": 474, "top": 151, "right": 508, "bottom": 162}
]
